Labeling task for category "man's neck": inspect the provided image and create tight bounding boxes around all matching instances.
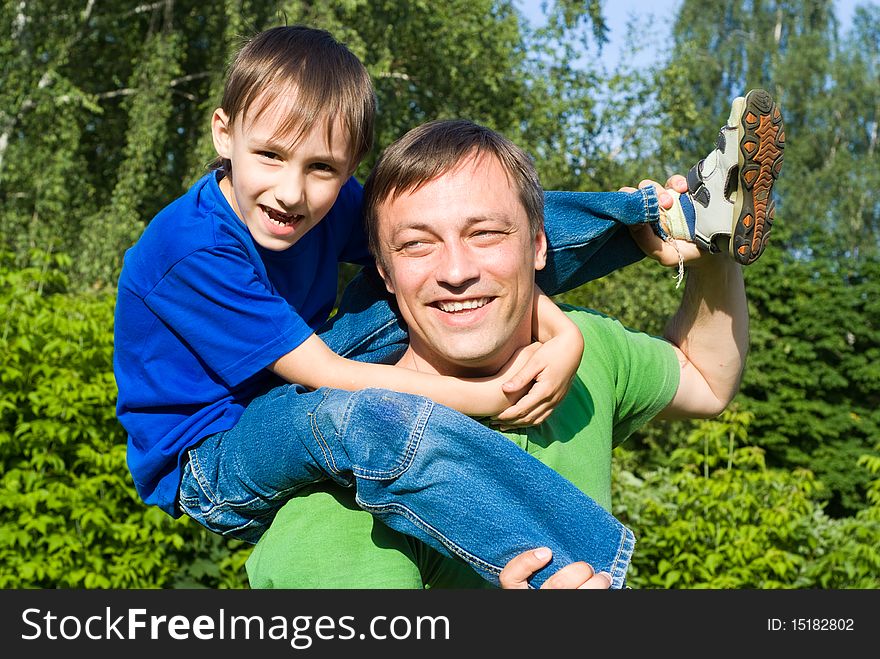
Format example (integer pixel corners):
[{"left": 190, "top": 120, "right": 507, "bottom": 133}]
[{"left": 394, "top": 345, "right": 519, "bottom": 378}]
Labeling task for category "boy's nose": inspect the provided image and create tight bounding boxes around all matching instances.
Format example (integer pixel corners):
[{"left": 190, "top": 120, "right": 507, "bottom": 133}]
[{"left": 275, "top": 173, "right": 306, "bottom": 209}]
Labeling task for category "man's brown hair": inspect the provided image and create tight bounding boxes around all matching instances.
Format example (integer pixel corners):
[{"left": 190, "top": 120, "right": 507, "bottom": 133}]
[
  {"left": 362, "top": 119, "right": 544, "bottom": 266},
  {"left": 213, "top": 25, "right": 375, "bottom": 175}
]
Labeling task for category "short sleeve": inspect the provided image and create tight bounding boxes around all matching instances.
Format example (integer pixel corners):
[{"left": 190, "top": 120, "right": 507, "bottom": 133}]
[
  {"left": 562, "top": 306, "right": 680, "bottom": 447},
  {"left": 609, "top": 322, "right": 680, "bottom": 446},
  {"left": 144, "top": 246, "right": 313, "bottom": 387}
]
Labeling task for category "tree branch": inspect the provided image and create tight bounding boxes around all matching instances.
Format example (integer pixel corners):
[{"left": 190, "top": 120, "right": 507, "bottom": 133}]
[{"left": 94, "top": 72, "right": 212, "bottom": 100}]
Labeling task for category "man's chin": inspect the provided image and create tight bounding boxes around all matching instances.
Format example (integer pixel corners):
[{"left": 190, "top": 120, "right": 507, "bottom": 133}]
[{"left": 428, "top": 344, "right": 512, "bottom": 377}]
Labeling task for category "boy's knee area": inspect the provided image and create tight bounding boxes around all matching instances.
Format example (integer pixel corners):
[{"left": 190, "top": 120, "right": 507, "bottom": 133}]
[{"left": 315, "top": 388, "right": 434, "bottom": 479}]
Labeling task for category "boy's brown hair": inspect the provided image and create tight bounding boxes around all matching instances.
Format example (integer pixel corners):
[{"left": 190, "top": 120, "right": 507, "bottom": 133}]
[
  {"left": 213, "top": 25, "right": 375, "bottom": 175},
  {"left": 362, "top": 119, "right": 545, "bottom": 266}
]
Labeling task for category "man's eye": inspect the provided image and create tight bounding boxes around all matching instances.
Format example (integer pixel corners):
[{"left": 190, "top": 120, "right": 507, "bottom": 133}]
[{"left": 400, "top": 240, "right": 431, "bottom": 254}]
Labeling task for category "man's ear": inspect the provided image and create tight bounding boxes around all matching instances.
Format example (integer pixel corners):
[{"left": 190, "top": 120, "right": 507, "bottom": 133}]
[
  {"left": 211, "top": 108, "right": 232, "bottom": 158},
  {"left": 533, "top": 228, "right": 548, "bottom": 271},
  {"left": 375, "top": 262, "right": 396, "bottom": 295}
]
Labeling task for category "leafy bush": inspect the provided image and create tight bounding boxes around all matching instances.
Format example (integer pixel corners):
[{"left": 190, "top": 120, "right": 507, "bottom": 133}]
[
  {"left": 0, "top": 251, "right": 250, "bottom": 588},
  {"left": 616, "top": 410, "right": 880, "bottom": 589}
]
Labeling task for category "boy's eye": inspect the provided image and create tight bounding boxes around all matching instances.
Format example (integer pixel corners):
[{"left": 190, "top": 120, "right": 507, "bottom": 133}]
[
  {"left": 257, "top": 151, "right": 281, "bottom": 161},
  {"left": 310, "top": 162, "right": 335, "bottom": 173}
]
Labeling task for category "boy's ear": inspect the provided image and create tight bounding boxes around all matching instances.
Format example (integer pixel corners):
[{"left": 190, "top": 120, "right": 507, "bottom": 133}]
[{"left": 211, "top": 108, "right": 232, "bottom": 158}]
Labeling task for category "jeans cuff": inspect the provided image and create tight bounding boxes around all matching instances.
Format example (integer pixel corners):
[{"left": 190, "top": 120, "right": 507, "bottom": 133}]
[{"left": 608, "top": 526, "right": 636, "bottom": 589}]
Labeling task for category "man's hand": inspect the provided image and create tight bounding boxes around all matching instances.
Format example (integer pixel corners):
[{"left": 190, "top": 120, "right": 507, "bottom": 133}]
[
  {"left": 499, "top": 547, "right": 612, "bottom": 589},
  {"left": 621, "top": 175, "right": 704, "bottom": 268}
]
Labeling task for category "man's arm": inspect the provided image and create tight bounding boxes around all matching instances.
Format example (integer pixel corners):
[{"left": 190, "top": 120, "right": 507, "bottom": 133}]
[
  {"left": 625, "top": 178, "right": 749, "bottom": 420},
  {"left": 658, "top": 254, "right": 748, "bottom": 419}
]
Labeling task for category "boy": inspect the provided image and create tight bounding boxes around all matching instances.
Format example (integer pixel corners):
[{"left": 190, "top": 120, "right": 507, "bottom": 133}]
[{"left": 114, "top": 25, "right": 782, "bottom": 588}]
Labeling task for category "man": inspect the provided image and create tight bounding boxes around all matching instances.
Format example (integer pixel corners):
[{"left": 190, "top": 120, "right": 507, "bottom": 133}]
[{"left": 246, "top": 98, "right": 783, "bottom": 588}]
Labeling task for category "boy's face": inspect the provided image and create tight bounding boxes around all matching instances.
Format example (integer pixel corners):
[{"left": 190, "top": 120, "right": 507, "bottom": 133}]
[{"left": 212, "top": 92, "right": 353, "bottom": 251}]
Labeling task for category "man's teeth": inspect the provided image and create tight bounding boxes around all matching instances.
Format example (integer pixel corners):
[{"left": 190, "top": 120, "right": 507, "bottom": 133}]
[{"left": 436, "top": 298, "right": 490, "bottom": 313}]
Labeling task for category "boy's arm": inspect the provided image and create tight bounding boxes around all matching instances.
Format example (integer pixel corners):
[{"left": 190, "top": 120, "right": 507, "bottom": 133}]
[
  {"left": 494, "top": 288, "right": 584, "bottom": 427},
  {"left": 269, "top": 333, "right": 536, "bottom": 418}
]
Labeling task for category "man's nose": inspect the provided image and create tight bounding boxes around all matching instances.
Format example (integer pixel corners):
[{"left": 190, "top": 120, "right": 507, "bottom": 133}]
[{"left": 436, "top": 242, "right": 480, "bottom": 288}]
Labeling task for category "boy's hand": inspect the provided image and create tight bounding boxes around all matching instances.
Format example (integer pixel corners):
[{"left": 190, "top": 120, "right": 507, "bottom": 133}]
[
  {"left": 467, "top": 342, "right": 542, "bottom": 418},
  {"left": 491, "top": 323, "right": 584, "bottom": 428}
]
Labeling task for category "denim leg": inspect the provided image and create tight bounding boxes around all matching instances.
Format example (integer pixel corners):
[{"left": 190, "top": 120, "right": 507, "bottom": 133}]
[
  {"left": 318, "top": 266, "right": 408, "bottom": 365},
  {"left": 538, "top": 187, "right": 660, "bottom": 295},
  {"left": 179, "top": 384, "right": 634, "bottom": 589},
  {"left": 178, "top": 384, "right": 343, "bottom": 543},
  {"left": 311, "top": 388, "right": 635, "bottom": 589}
]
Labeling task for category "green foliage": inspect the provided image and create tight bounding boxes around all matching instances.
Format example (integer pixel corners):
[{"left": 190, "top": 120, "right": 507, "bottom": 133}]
[
  {"left": 1, "top": 0, "right": 877, "bottom": 589},
  {"left": 739, "top": 251, "right": 880, "bottom": 514},
  {"left": 616, "top": 410, "right": 880, "bottom": 589},
  {"left": 0, "top": 252, "right": 250, "bottom": 588}
]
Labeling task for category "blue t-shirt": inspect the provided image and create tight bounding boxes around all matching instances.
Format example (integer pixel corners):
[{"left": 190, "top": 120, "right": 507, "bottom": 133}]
[{"left": 114, "top": 171, "right": 371, "bottom": 515}]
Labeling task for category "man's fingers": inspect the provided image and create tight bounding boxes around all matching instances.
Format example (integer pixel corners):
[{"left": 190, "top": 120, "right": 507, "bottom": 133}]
[
  {"left": 628, "top": 223, "right": 669, "bottom": 260},
  {"left": 666, "top": 173, "right": 687, "bottom": 192},
  {"left": 499, "top": 547, "right": 553, "bottom": 589},
  {"left": 500, "top": 551, "right": 613, "bottom": 590},
  {"left": 578, "top": 571, "right": 613, "bottom": 589},
  {"left": 542, "top": 564, "right": 612, "bottom": 589},
  {"left": 628, "top": 224, "right": 702, "bottom": 267}
]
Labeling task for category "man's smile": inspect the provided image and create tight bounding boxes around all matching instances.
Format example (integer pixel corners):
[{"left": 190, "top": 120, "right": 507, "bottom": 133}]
[{"left": 433, "top": 297, "right": 494, "bottom": 314}]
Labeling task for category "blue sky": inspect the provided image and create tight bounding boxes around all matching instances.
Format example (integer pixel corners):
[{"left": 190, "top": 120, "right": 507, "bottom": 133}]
[{"left": 517, "top": 0, "right": 870, "bottom": 70}]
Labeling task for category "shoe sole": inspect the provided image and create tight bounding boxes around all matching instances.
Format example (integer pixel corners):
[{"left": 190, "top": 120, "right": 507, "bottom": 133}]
[{"left": 730, "top": 89, "right": 785, "bottom": 265}]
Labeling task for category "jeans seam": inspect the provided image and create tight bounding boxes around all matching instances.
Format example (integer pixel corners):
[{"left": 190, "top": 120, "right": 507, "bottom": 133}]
[
  {"left": 351, "top": 396, "right": 433, "bottom": 480},
  {"left": 336, "top": 317, "right": 401, "bottom": 359},
  {"left": 641, "top": 186, "right": 660, "bottom": 221},
  {"left": 183, "top": 453, "right": 316, "bottom": 513},
  {"left": 608, "top": 526, "right": 636, "bottom": 589},
  {"left": 308, "top": 389, "right": 342, "bottom": 476},
  {"left": 186, "top": 447, "right": 217, "bottom": 503},
  {"left": 355, "top": 496, "right": 504, "bottom": 581}
]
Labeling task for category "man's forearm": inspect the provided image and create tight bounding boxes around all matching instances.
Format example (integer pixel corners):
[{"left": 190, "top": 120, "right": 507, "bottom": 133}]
[{"left": 663, "top": 256, "right": 749, "bottom": 417}]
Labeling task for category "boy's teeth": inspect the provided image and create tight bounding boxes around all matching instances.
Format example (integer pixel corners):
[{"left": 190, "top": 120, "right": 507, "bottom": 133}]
[
  {"left": 437, "top": 298, "right": 490, "bottom": 313},
  {"left": 265, "top": 207, "right": 298, "bottom": 226}
]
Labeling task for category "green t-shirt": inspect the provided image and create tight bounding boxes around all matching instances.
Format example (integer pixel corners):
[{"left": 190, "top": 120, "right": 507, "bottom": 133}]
[{"left": 245, "top": 307, "right": 679, "bottom": 588}]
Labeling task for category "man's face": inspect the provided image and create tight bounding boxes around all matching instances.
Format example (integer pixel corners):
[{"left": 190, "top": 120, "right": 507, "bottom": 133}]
[{"left": 376, "top": 152, "right": 547, "bottom": 376}]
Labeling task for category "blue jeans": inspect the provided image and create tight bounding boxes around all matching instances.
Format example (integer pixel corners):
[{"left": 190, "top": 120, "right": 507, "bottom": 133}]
[{"left": 178, "top": 187, "right": 659, "bottom": 589}]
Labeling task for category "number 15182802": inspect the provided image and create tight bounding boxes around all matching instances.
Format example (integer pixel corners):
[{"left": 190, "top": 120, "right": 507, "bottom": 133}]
[{"left": 768, "top": 618, "right": 854, "bottom": 631}]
